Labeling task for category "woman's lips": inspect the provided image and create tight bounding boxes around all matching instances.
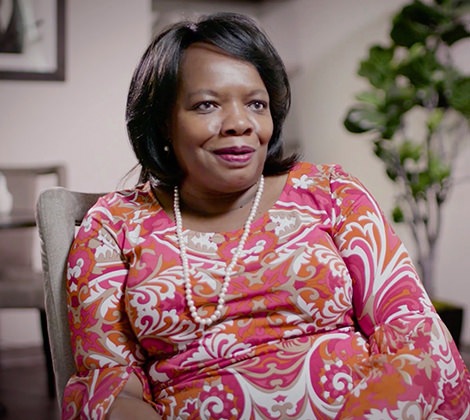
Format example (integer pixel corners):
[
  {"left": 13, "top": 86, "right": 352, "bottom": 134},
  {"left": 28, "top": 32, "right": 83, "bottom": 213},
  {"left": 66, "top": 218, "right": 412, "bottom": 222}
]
[{"left": 213, "top": 146, "right": 255, "bottom": 163}]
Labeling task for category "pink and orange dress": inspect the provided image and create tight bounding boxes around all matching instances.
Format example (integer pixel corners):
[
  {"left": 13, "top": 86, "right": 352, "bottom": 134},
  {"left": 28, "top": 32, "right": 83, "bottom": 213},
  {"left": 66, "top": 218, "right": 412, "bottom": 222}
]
[{"left": 64, "top": 162, "right": 470, "bottom": 419}]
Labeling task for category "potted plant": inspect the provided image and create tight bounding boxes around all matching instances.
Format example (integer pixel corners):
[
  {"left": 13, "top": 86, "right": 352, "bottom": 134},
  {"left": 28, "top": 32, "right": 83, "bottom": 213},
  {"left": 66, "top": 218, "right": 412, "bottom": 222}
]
[{"left": 343, "top": 0, "right": 470, "bottom": 347}]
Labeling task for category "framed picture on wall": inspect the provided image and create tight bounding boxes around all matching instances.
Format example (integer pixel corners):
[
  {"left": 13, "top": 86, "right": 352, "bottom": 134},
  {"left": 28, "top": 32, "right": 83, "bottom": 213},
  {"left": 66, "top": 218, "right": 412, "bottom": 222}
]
[{"left": 0, "top": 0, "right": 65, "bottom": 81}]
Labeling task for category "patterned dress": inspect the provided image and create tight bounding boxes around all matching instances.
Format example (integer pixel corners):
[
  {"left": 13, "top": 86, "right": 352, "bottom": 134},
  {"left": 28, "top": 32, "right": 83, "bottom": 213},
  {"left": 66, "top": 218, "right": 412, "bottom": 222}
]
[{"left": 64, "top": 162, "right": 470, "bottom": 419}]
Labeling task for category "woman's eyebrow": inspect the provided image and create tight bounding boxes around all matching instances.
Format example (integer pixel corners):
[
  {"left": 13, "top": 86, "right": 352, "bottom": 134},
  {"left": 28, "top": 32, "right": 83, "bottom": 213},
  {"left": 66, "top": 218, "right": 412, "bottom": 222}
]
[{"left": 187, "top": 88, "right": 269, "bottom": 99}]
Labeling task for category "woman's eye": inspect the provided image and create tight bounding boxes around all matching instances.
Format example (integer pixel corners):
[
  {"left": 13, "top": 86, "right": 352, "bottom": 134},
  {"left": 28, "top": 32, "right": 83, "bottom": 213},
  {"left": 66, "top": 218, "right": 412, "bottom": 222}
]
[
  {"left": 194, "top": 101, "right": 216, "bottom": 112},
  {"left": 249, "top": 101, "right": 268, "bottom": 111}
]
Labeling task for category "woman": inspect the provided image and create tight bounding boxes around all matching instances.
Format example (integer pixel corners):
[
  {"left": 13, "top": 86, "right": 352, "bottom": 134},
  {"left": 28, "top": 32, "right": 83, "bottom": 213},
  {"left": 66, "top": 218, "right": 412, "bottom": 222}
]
[{"left": 64, "top": 12, "right": 470, "bottom": 420}]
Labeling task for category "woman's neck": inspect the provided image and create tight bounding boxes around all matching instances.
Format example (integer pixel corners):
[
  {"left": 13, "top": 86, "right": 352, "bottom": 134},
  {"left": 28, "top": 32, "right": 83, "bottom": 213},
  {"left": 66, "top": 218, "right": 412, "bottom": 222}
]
[
  {"left": 178, "top": 180, "right": 261, "bottom": 217},
  {"left": 152, "top": 173, "right": 288, "bottom": 232}
]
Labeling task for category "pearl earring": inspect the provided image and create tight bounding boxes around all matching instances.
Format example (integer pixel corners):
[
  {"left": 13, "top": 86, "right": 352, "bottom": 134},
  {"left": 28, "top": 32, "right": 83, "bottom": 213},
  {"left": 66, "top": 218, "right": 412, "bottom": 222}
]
[{"left": 164, "top": 145, "right": 170, "bottom": 152}]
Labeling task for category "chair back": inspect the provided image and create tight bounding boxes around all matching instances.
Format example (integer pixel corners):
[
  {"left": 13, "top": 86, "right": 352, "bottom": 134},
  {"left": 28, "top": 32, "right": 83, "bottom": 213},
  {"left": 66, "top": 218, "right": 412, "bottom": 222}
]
[{"left": 36, "top": 187, "right": 104, "bottom": 407}]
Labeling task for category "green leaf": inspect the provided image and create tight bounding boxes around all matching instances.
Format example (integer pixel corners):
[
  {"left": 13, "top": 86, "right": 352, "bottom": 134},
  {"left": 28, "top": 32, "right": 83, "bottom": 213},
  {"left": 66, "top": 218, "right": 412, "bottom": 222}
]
[
  {"left": 372, "top": 141, "right": 405, "bottom": 183},
  {"left": 382, "top": 115, "right": 402, "bottom": 139},
  {"left": 448, "top": 77, "right": 470, "bottom": 119},
  {"left": 410, "top": 171, "right": 430, "bottom": 198},
  {"left": 441, "top": 22, "right": 470, "bottom": 45},
  {"left": 374, "top": 140, "right": 396, "bottom": 162},
  {"left": 358, "top": 46, "right": 395, "bottom": 89},
  {"left": 428, "top": 154, "right": 451, "bottom": 184},
  {"left": 355, "top": 91, "right": 383, "bottom": 107},
  {"left": 391, "top": 1, "right": 446, "bottom": 47},
  {"left": 399, "top": 140, "right": 422, "bottom": 163},
  {"left": 343, "top": 107, "right": 386, "bottom": 134},
  {"left": 397, "top": 47, "right": 441, "bottom": 87},
  {"left": 392, "top": 206, "right": 405, "bottom": 223},
  {"left": 380, "top": 88, "right": 414, "bottom": 138},
  {"left": 427, "top": 108, "right": 444, "bottom": 132},
  {"left": 386, "top": 167, "right": 399, "bottom": 182},
  {"left": 384, "top": 85, "right": 417, "bottom": 115}
]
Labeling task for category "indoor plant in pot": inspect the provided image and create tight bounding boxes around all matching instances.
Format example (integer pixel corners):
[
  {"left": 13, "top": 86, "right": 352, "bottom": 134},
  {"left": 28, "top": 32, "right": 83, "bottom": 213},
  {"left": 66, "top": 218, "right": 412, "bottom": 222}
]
[{"left": 343, "top": 0, "right": 470, "bottom": 347}]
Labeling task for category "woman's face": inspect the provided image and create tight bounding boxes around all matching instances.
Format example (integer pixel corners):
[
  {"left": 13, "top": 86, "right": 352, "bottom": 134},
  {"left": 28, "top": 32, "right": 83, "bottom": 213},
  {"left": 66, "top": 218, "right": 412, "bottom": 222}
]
[{"left": 169, "top": 42, "right": 273, "bottom": 194}]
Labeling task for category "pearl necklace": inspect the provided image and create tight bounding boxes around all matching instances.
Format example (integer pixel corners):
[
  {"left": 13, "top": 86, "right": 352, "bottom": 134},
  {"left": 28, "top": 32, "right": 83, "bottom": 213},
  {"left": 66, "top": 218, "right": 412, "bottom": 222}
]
[{"left": 173, "top": 176, "right": 264, "bottom": 326}]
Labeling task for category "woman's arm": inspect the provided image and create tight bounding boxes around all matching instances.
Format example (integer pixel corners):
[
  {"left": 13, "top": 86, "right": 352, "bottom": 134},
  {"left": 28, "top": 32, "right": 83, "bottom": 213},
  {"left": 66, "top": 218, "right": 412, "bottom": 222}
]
[
  {"left": 64, "top": 196, "right": 157, "bottom": 419},
  {"left": 107, "top": 373, "right": 161, "bottom": 420},
  {"left": 328, "top": 165, "right": 470, "bottom": 417}
]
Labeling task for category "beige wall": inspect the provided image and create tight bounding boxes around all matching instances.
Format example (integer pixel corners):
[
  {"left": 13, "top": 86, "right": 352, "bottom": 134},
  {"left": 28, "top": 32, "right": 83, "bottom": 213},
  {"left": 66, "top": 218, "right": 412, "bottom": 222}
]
[{"left": 1, "top": 0, "right": 469, "bottom": 347}]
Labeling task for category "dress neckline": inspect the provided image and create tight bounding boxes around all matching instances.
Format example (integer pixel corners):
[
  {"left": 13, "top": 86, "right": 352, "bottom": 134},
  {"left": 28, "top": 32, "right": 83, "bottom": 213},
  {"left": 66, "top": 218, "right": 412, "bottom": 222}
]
[{"left": 147, "top": 168, "right": 296, "bottom": 235}]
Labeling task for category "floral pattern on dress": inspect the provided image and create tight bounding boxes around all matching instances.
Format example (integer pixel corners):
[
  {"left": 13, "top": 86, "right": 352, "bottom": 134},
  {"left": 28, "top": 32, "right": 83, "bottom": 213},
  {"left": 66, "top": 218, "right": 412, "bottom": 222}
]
[{"left": 63, "top": 162, "right": 470, "bottom": 419}]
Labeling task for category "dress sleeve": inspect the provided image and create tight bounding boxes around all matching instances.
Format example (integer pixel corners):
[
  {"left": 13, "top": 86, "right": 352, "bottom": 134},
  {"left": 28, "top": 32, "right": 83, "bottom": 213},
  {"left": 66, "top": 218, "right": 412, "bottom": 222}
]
[
  {"left": 327, "top": 165, "right": 470, "bottom": 419},
  {"left": 62, "top": 198, "right": 156, "bottom": 419}
]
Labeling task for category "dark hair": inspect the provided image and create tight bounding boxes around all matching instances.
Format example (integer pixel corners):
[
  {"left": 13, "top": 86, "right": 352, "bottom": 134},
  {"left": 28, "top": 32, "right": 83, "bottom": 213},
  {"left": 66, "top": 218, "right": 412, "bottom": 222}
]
[{"left": 126, "top": 12, "right": 299, "bottom": 186}]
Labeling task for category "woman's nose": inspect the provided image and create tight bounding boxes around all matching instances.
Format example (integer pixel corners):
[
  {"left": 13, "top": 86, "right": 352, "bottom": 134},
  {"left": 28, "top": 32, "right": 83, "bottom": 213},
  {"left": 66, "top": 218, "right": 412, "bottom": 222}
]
[{"left": 221, "top": 105, "right": 253, "bottom": 136}]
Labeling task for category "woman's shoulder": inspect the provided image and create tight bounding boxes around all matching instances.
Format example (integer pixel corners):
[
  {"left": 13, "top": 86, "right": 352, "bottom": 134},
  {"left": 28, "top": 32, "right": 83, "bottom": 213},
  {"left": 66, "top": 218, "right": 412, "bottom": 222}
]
[
  {"left": 87, "top": 182, "right": 160, "bottom": 223},
  {"left": 288, "top": 161, "right": 352, "bottom": 189}
]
